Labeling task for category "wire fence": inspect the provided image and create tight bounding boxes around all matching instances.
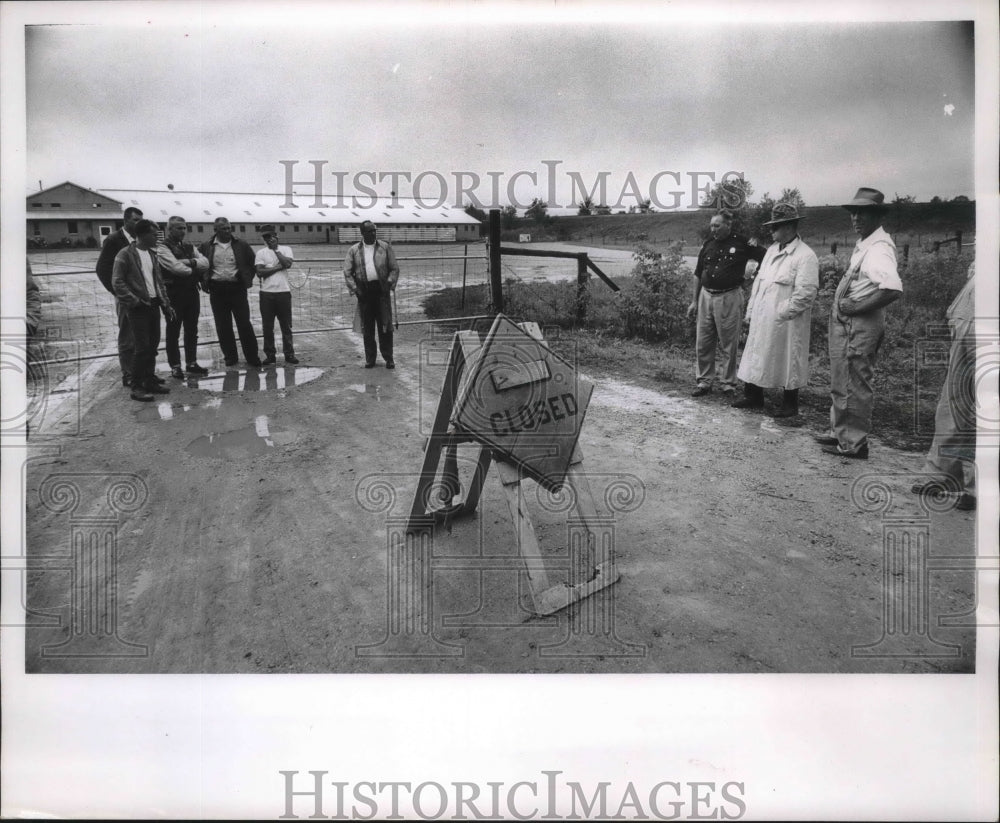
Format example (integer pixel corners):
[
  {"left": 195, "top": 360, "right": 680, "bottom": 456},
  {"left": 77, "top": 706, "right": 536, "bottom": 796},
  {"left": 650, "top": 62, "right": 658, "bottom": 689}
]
[{"left": 27, "top": 243, "right": 489, "bottom": 365}]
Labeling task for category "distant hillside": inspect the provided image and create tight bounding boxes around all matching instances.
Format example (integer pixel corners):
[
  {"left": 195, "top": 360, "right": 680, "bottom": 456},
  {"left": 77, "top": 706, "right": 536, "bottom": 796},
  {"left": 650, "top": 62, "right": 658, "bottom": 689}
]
[{"left": 504, "top": 201, "right": 976, "bottom": 255}]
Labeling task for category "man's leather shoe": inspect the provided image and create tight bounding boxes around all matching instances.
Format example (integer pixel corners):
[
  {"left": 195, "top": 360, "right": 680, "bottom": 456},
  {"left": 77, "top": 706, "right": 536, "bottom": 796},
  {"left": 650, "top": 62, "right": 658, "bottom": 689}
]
[
  {"left": 130, "top": 389, "right": 154, "bottom": 402},
  {"left": 147, "top": 383, "right": 170, "bottom": 395},
  {"left": 152, "top": 374, "right": 166, "bottom": 384},
  {"left": 911, "top": 479, "right": 955, "bottom": 496},
  {"left": 813, "top": 434, "right": 839, "bottom": 446},
  {"left": 364, "top": 361, "right": 376, "bottom": 368},
  {"left": 247, "top": 359, "right": 263, "bottom": 368},
  {"left": 170, "top": 366, "right": 185, "bottom": 379},
  {"left": 731, "top": 397, "right": 764, "bottom": 409},
  {"left": 821, "top": 443, "right": 869, "bottom": 459},
  {"left": 691, "top": 385, "right": 711, "bottom": 397},
  {"left": 955, "top": 493, "right": 976, "bottom": 511},
  {"left": 261, "top": 356, "right": 277, "bottom": 366},
  {"left": 285, "top": 355, "right": 299, "bottom": 365},
  {"left": 385, "top": 360, "right": 396, "bottom": 369},
  {"left": 224, "top": 358, "right": 238, "bottom": 368},
  {"left": 771, "top": 406, "right": 798, "bottom": 418},
  {"left": 186, "top": 363, "right": 208, "bottom": 375}
]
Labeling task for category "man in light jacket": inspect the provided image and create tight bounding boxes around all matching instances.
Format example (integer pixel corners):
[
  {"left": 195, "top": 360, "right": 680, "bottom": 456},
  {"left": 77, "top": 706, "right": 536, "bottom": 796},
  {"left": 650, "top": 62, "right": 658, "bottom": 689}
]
[
  {"left": 157, "top": 215, "right": 209, "bottom": 378},
  {"left": 111, "top": 219, "right": 175, "bottom": 401},
  {"left": 343, "top": 221, "right": 399, "bottom": 369},
  {"left": 734, "top": 202, "right": 819, "bottom": 418},
  {"left": 816, "top": 187, "right": 903, "bottom": 459}
]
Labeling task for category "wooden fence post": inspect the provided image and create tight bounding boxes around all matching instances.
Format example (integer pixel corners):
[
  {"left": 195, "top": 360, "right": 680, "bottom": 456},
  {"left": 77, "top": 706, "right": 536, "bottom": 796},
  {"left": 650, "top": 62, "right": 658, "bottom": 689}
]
[
  {"left": 489, "top": 209, "right": 502, "bottom": 313},
  {"left": 576, "top": 254, "right": 590, "bottom": 323}
]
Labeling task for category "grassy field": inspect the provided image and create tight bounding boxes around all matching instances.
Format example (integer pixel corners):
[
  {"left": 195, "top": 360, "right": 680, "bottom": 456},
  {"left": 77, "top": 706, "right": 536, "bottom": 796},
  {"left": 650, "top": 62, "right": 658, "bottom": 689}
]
[{"left": 504, "top": 200, "right": 976, "bottom": 257}]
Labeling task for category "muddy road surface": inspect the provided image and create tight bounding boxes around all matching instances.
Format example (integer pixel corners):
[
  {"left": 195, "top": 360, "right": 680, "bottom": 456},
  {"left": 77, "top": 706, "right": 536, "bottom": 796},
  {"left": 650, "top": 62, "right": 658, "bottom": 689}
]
[{"left": 24, "top": 323, "right": 976, "bottom": 673}]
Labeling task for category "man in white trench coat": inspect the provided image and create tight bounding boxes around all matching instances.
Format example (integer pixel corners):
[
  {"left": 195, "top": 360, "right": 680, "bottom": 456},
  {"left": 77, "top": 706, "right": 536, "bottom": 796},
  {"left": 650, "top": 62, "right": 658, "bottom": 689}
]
[{"left": 733, "top": 202, "right": 819, "bottom": 417}]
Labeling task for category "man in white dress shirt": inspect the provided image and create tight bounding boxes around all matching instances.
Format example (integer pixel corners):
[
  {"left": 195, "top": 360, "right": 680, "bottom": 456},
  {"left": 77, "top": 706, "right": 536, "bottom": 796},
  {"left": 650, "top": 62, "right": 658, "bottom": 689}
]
[
  {"left": 816, "top": 188, "right": 903, "bottom": 459},
  {"left": 254, "top": 224, "right": 298, "bottom": 365}
]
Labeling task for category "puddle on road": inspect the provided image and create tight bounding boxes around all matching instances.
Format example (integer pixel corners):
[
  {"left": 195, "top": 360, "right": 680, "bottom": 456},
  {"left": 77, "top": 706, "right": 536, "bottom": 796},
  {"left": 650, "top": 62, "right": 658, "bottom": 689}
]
[
  {"left": 741, "top": 417, "right": 785, "bottom": 442},
  {"left": 185, "top": 415, "right": 298, "bottom": 459},
  {"left": 135, "top": 397, "right": 222, "bottom": 422},
  {"left": 191, "top": 366, "right": 323, "bottom": 393},
  {"left": 347, "top": 383, "right": 384, "bottom": 400}
]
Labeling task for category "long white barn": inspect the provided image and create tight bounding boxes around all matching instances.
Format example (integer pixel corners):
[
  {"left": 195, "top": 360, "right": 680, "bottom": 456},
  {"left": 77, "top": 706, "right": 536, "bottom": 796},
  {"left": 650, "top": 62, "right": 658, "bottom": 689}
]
[{"left": 26, "top": 182, "right": 482, "bottom": 246}]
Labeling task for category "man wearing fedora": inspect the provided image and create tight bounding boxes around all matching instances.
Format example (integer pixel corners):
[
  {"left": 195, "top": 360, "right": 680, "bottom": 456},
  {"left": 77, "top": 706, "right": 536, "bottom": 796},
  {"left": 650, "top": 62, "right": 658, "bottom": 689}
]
[
  {"left": 734, "top": 202, "right": 819, "bottom": 417},
  {"left": 687, "top": 209, "right": 767, "bottom": 396},
  {"left": 816, "top": 187, "right": 903, "bottom": 458}
]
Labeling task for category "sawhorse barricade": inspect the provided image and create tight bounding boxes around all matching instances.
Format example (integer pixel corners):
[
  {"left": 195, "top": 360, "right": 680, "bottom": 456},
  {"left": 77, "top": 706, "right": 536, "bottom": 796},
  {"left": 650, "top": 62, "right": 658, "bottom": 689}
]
[{"left": 406, "top": 314, "right": 619, "bottom": 616}]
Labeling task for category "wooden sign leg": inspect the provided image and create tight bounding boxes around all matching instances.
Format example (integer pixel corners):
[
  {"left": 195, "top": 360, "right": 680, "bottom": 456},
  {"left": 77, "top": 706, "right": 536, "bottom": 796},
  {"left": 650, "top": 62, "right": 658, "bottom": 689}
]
[{"left": 495, "top": 459, "right": 552, "bottom": 614}]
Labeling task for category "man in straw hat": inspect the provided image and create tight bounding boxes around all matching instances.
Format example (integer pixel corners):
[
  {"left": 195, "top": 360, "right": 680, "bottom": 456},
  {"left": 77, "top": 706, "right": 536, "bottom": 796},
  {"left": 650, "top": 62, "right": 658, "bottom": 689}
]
[
  {"left": 733, "top": 202, "right": 818, "bottom": 417},
  {"left": 815, "top": 187, "right": 903, "bottom": 458}
]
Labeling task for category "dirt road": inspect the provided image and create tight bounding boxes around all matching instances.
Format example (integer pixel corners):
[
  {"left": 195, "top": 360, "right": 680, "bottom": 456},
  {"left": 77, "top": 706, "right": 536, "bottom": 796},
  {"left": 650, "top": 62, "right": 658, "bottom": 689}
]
[{"left": 24, "top": 322, "right": 976, "bottom": 673}]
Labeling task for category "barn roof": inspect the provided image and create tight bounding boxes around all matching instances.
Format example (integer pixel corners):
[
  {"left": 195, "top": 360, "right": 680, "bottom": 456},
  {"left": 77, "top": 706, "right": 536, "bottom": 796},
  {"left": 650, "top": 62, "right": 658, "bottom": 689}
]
[{"left": 91, "top": 189, "right": 481, "bottom": 225}]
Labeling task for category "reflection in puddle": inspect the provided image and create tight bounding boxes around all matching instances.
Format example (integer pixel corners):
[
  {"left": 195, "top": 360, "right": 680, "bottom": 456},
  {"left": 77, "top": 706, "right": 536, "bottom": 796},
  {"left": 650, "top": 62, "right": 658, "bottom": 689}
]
[
  {"left": 193, "top": 366, "right": 323, "bottom": 393},
  {"left": 185, "top": 415, "right": 298, "bottom": 459},
  {"left": 347, "top": 383, "right": 383, "bottom": 400},
  {"left": 136, "top": 397, "right": 223, "bottom": 421}
]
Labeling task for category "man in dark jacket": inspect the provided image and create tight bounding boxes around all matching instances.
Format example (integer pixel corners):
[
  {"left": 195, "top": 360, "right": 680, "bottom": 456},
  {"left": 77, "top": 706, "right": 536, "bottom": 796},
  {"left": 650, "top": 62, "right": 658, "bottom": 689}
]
[
  {"left": 96, "top": 206, "right": 164, "bottom": 387},
  {"left": 157, "top": 215, "right": 209, "bottom": 378},
  {"left": 111, "top": 220, "right": 175, "bottom": 401},
  {"left": 199, "top": 217, "right": 261, "bottom": 368},
  {"left": 686, "top": 209, "right": 766, "bottom": 396}
]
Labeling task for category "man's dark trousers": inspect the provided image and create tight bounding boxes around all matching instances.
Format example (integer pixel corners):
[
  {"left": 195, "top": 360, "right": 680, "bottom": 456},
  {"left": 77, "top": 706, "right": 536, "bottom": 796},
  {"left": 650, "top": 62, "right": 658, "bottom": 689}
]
[
  {"left": 359, "top": 281, "right": 392, "bottom": 365},
  {"left": 165, "top": 284, "right": 201, "bottom": 367},
  {"left": 127, "top": 302, "right": 162, "bottom": 389},
  {"left": 209, "top": 281, "right": 259, "bottom": 363},
  {"left": 260, "top": 291, "right": 294, "bottom": 359}
]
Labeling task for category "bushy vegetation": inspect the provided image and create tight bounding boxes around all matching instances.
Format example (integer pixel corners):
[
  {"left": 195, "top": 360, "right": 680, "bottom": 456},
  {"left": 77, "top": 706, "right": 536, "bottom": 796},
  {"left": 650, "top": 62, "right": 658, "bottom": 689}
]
[{"left": 423, "top": 242, "right": 974, "bottom": 450}]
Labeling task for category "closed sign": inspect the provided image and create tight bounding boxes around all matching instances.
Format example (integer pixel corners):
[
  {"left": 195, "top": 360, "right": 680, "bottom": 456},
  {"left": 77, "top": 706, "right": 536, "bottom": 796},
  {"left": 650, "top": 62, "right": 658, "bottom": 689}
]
[{"left": 452, "top": 315, "right": 593, "bottom": 491}]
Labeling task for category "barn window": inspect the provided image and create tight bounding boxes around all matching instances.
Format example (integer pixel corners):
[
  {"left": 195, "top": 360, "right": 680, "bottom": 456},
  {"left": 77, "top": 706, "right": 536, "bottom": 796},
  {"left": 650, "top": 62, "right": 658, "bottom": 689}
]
[
  {"left": 50, "top": 202, "right": 61, "bottom": 207},
  {"left": 67, "top": 220, "right": 78, "bottom": 233}
]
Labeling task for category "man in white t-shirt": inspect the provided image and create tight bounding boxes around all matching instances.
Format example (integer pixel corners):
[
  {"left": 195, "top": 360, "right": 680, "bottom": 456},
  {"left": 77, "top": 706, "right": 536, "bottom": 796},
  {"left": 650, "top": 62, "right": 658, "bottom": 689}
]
[
  {"left": 816, "top": 187, "right": 903, "bottom": 459},
  {"left": 254, "top": 225, "right": 298, "bottom": 365}
]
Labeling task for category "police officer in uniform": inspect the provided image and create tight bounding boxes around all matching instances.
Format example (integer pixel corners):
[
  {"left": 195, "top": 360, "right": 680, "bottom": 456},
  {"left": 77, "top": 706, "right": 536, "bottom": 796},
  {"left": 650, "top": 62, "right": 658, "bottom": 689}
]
[{"left": 687, "top": 209, "right": 766, "bottom": 396}]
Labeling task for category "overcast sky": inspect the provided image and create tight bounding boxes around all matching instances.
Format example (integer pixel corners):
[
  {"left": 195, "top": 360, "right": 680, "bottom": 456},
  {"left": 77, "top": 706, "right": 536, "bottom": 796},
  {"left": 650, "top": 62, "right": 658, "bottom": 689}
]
[{"left": 22, "top": 7, "right": 976, "bottom": 212}]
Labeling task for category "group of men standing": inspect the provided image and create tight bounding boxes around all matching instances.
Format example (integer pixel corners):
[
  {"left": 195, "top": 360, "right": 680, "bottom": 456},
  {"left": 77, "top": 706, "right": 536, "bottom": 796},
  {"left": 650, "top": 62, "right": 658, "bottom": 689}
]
[
  {"left": 690, "top": 186, "right": 903, "bottom": 458},
  {"left": 690, "top": 185, "right": 975, "bottom": 509},
  {"left": 95, "top": 212, "right": 300, "bottom": 401},
  {"left": 96, "top": 213, "right": 400, "bottom": 400}
]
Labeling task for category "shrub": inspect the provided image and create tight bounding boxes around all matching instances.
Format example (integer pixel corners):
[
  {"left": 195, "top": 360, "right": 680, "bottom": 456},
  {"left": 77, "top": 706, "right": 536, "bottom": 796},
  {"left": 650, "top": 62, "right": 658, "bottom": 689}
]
[
  {"left": 85, "top": 236, "right": 98, "bottom": 248},
  {"left": 618, "top": 244, "right": 694, "bottom": 342}
]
